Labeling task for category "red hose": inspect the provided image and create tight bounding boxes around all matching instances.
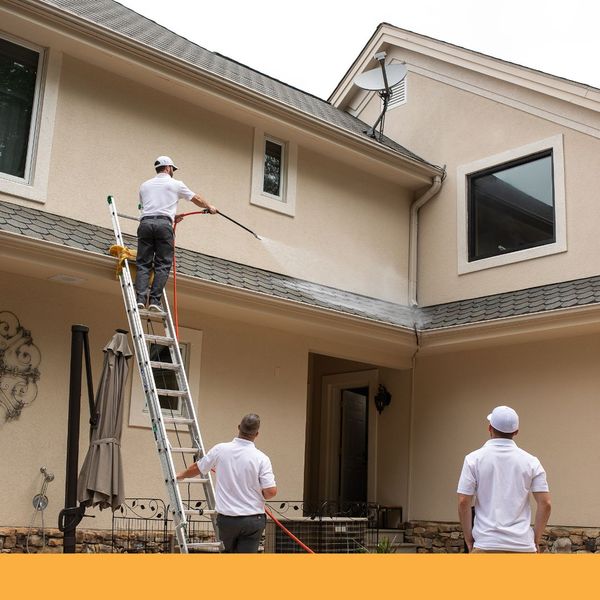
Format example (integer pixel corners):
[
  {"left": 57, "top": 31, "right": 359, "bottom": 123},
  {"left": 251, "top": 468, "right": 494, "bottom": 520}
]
[{"left": 265, "top": 506, "right": 315, "bottom": 554}]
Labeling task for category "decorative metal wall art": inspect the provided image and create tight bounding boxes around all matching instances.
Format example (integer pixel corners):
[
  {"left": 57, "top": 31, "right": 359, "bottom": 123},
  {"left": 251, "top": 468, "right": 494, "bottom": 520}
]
[{"left": 0, "top": 311, "right": 41, "bottom": 421}]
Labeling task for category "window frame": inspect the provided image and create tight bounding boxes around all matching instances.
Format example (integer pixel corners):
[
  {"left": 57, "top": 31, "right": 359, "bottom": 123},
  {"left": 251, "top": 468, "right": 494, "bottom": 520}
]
[
  {"left": 250, "top": 127, "right": 297, "bottom": 216},
  {"left": 0, "top": 32, "right": 60, "bottom": 203},
  {"left": 457, "top": 135, "right": 566, "bottom": 274}
]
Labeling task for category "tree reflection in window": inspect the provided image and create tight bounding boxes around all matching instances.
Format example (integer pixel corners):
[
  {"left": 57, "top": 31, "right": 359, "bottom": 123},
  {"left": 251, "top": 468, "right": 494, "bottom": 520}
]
[
  {"left": 0, "top": 37, "right": 39, "bottom": 179},
  {"left": 263, "top": 139, "right": 283, "bottom": 197}
]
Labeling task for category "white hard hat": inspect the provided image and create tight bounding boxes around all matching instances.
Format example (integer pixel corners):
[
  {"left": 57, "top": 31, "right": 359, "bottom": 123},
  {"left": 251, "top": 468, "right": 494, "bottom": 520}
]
[{"left": 154, "top": 155, "right": 178, "bottom": 171}]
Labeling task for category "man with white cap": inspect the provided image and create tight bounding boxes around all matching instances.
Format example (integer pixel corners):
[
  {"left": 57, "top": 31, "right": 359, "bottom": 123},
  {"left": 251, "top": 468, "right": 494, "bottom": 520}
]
[
  {"left": 135, "top": 155, "right": 217, "bottom": 311},
  {"left": 457, "top": 405, "right": 551, "bottom": 553}
]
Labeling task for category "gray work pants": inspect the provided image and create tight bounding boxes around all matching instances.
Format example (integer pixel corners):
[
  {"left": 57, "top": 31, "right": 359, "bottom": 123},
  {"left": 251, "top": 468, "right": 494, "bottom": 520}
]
[
  {"left": 134, "top": 217, "right": 174, "bottom": 306},
  {"left": 217, "top": 513, "right": 266, "bottom": 553}
]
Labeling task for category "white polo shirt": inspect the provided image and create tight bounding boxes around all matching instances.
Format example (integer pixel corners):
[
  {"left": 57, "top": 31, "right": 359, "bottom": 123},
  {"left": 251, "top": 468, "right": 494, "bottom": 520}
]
[
  {"left": 457, "top": 438, "right": 549, "bottom": 552},
  {"left": 139, "top": 173, "right": 195, "bottom": 221},
  {"left": 197, "top": 437, "right": 276, "bottom": 516}
]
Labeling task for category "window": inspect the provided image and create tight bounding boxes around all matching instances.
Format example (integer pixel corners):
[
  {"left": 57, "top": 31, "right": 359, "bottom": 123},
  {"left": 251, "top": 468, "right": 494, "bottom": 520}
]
[
  {"left": 468, "top": 152, "right": 554, "bottom": 261},
  {"left": 0, "top": 36, "right": 41, "bottom": 180},
  {"left": 128, "top": 326, "right": 202, "bottom": 428},
  {"left": 251, "top": 128, "right": 297, "bottom": 216},
  {"left": 148, "top": 342, "right": 188, "bottom": 415},
  {"left": 263, "top": 138, "right": 284, "bottom": 198},
  {"left": 457, "top": 135, "right": 566, "bottom": 273},
  {"left": 0, "top": 33, "right": 60, "bottom": 203}
]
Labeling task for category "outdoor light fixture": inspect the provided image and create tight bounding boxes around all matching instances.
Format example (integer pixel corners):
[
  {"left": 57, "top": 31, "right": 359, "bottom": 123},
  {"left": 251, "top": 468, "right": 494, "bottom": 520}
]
[{"left": 374, "top": 384, "right": 392, "bottom": 414}]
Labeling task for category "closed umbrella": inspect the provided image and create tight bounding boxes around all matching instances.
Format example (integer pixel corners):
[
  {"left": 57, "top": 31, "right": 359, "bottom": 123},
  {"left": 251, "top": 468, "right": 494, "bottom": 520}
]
[{"left": 77, "top": 330, "right": 132, "bottom": 510}]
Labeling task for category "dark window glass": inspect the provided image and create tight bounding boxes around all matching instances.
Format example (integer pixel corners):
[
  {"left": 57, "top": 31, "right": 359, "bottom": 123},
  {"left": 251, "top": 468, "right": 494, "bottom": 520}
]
[
  {"left": 468, "top": 152, "right": 555, "bottom": 261},
  {"left": 149, "top": 343, "right": 186, "bottom": 413},
  {"left": 263, "top": 139, "right": 283, "bottom": 197},
  {"left": 0, "top": 38, "right": 39, "bottom": 179}
]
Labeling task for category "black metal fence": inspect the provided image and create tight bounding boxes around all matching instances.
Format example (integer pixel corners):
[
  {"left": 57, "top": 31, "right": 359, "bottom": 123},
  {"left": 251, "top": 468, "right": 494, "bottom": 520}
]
[{"left": 111, "top": 498, "right": 403, "bottom": 553}]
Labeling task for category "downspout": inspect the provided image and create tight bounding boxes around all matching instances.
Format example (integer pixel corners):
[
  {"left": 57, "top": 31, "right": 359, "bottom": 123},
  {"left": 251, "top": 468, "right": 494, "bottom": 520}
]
[{"left": 408, "top": 174, "right": 443, "bottom": 306}]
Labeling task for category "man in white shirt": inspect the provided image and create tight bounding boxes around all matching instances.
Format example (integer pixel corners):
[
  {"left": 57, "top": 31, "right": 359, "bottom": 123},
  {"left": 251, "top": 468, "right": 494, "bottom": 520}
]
[
  {"left": 135, "top": 155, "right": 217, "bottom": 311},
  {"left": 457, "top": 405, "right": 552, "bottom": 553},
  {"left": 176, "top": 413, "right": 277, "bottom": 553}
]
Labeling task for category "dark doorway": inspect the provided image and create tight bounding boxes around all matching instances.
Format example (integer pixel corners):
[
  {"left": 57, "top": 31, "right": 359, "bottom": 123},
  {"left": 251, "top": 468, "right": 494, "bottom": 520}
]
[{"left": 339, "top": 387, "right": 368, "bottom": 507}]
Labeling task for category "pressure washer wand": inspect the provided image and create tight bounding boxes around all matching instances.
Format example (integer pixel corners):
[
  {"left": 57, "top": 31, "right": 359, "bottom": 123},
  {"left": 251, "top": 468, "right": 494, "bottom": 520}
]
[{"left": 217, "top": 210, "right": 261, "bottom": 240}]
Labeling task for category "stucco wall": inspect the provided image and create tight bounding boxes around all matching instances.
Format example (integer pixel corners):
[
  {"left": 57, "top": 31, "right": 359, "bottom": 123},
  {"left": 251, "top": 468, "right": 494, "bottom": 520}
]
[
  {"left": 356, "top": 47, "right": 600, "bottom": 305},
  {"left": 409, "top": 334, "right": 600, "bottom": 526},
  {"left": 0, "top": 269, "right": 309, "bottom": 529}
]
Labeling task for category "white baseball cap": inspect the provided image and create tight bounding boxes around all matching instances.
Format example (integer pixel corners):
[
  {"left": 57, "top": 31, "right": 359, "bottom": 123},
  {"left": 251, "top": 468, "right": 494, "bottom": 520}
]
[
  {"left": 154, "top": 155, "right": 178, "bottom": 170},
  {"left": 487, "top": 405, "right": 519, "bottom": 433}
]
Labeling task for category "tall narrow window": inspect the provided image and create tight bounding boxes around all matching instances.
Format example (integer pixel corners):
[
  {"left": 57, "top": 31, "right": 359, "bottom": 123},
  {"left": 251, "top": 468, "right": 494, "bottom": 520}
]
[
  {"left": 148, "top": 342, "right": 188, "bottom": 416},
  {"left": 263, "top": 138, "right": 284, "bottom": 199},
  {"left": 0, "top": 37, "right": 41, "bottom": 180},
  {"left": 468, "top": 151, "right": 555, "bottom": 262}
]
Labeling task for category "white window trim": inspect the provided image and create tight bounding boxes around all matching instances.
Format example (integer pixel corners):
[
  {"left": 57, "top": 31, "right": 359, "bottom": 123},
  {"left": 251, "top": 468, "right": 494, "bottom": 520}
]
[
  {"left": 457, "top": 134, "right": 566, "bottom": 274},
  {"left": 0, "top": 34, "right": 61, "bottom": 204},
  {"left": 250, "top": 127, "right": 297, "bottom": 216},
  {"left": 128, "top": 325, "right": 202, "bottom": 429}
]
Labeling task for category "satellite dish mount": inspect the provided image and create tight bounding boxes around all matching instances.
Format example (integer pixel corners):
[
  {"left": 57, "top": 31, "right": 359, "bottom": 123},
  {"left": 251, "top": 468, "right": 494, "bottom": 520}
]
[{"left": 353, "top": 52, "right": 407, "bottom": 141}]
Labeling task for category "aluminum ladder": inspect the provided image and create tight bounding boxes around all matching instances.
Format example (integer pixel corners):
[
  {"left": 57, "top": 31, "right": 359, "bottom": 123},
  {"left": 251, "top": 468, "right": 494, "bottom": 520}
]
[{"left": 107, "top": 195, "right": 221, "bottom": 553}]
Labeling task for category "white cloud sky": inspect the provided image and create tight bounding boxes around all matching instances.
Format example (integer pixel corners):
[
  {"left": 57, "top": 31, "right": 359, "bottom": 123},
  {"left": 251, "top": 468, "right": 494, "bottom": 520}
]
[{"left": 117, "top": 0, "right": 599, "bottom": 99}]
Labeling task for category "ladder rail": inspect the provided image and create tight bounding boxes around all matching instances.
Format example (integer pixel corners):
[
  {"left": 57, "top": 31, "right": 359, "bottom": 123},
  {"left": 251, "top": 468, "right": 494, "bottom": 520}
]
[{"left": 108, "top": 196, "right": 196, "bottom": 554}]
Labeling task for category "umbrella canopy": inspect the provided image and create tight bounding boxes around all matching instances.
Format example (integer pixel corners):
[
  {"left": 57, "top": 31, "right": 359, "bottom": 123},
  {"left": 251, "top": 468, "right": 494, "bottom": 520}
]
[{"left": 77, "top": 330, "right": 132, "bottom": 510}]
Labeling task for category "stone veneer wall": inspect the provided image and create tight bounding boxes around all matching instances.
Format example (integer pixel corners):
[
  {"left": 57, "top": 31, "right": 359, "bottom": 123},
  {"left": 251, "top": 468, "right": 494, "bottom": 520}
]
[
  {"left": 404, "top": 521, "right": 600, "bottom": 553},
  {"left": 0, "top": 527, "right": 171, "bottom": 553}
]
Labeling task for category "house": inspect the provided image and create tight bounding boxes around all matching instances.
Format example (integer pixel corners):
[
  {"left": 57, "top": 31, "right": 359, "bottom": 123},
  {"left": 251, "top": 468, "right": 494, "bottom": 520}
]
[{"left": 1, "top": 1, "right": 598, "bottom": 553}]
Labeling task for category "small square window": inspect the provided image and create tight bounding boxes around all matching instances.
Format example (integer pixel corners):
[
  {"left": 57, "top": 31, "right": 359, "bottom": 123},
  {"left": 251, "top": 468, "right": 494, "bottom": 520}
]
[
  {"left": 147, "top": 342, "right": 188, "bottom": 415},
  {"left": 0, "top": 36, "right": 41, "bottom": 180},
  {"left": 468, "top": 152, "right": 555, "bottom": 262}
]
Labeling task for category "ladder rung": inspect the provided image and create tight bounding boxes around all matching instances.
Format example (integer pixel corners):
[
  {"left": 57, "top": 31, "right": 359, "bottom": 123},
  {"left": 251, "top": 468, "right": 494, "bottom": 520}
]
[
  {"left": 178, "top": 477, "right": 209, "bottom": 484},
  {"left": 138, "top": 308, "right": 166, "bottom": 318},
  {"left": 171, "top": 447, "right": 198, "bottom": 454},
  {"left": 157, "top": 389, "right": 187, "bottom": 398},
  {"left": 150, "top": 361, "right": 181, "bottom": 371},
  {"left": 163, "top": 416, "right": 194, "bottom": 425},
  {"left": 186, "top": 542, "right": 223, "bottom": 551},
  {"left": 144, "top": 334, "right": 175, "bottom": 345},
  {"left": 184, "top": 509, "right": 217, "bottom": 517}
]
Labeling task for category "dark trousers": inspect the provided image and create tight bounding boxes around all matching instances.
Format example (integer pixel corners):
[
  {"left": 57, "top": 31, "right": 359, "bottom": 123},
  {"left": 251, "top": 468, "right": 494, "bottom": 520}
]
[
  {"left": 217, "top": 513, "right": 266, "bottom": 553},
  {"left": 134, "top": 217, "right": 174, "bottom": 306}
]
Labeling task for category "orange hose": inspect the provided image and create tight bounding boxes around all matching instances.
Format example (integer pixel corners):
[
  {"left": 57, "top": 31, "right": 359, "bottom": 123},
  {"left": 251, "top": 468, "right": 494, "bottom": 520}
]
[{"left": 265, "top": 506, "right": 315, "bottom": 554}]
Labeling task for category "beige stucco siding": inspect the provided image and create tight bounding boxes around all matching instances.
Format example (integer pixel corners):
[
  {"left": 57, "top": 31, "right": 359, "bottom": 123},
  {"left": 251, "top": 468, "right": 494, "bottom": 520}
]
[
  {"left": 410, "top": 335, "right": 600, "bottom": 526},
  {"left": 353, "top": 49, "right": 600, "bottom": 306},
  {"left": 3, "top": 45, "right": 414, "bottom": 304}
]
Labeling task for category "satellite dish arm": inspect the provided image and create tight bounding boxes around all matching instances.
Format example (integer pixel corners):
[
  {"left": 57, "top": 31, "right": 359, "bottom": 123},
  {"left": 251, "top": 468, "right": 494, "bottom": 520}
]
[{"left": 367, "top": 59, "right": 392, "bottom": 139}]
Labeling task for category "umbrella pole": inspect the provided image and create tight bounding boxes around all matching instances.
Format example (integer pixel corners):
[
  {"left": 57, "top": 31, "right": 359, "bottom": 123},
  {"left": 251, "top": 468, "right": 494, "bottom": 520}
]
[{"left": 60, "top": 325, "right": 93, "bottom": 553}]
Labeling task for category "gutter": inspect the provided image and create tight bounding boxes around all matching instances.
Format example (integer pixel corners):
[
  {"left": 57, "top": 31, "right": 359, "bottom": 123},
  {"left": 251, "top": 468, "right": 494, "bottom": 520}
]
[{"left": 408, "top": 175, "right": 443, "bottom": 306}]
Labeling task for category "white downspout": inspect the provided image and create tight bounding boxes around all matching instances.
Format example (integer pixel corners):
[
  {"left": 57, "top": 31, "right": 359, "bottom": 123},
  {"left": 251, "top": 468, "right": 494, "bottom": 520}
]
[{"left": 408, "top": 175, "right": 443, "bottom": 306}]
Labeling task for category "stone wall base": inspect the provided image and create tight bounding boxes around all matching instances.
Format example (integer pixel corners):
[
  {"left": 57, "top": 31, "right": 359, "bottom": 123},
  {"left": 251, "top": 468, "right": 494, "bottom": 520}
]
[{"left": 404, "top": 521, "right": 600, "bottom": 553}]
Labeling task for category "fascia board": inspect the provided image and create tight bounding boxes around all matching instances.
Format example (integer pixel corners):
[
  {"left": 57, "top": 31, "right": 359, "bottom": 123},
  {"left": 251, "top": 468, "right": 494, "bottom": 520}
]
[{"left": 4, "top": 0, "right": 440, "bottom": 182}]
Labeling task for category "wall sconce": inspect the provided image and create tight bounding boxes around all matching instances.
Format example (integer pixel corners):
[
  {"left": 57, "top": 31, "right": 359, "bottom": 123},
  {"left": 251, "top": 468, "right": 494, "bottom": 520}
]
[{"left": 374, "top": 384, "right": 391, "bottom": 414}]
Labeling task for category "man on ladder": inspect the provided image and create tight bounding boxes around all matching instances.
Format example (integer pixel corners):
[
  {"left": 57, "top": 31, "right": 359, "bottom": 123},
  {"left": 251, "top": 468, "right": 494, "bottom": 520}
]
[{"left": 135, "top": 155, "right": 217, "bottom": 311}]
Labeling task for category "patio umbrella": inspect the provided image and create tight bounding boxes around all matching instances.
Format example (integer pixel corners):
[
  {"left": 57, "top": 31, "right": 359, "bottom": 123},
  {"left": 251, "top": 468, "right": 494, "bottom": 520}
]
[{"left": 77, "top": 330, "right": 132, "bottom": 510}]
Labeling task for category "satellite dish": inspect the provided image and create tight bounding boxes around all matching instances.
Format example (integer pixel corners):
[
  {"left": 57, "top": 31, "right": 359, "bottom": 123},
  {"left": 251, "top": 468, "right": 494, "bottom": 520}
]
[{"left": 354, "top": 63, "right": 407, "bottom": 91}]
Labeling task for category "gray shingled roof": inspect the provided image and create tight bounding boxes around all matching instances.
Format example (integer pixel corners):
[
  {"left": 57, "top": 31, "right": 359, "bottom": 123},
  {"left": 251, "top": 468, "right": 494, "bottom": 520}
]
[
  {"left": 36, "top": 0, "right": 438, "bottom": 169},
  {"left": 3, "top": 200, "right": 600, "bottom": 331}
]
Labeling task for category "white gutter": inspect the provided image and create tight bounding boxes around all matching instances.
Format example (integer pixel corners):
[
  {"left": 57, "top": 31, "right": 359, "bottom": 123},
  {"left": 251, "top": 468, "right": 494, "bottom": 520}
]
[{"left": 408, "top": 175, "right": 443, "bottom": 306}]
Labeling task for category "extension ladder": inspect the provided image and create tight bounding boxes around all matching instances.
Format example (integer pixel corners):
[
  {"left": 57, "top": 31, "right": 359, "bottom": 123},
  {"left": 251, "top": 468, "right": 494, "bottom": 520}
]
[{"left": 107, "top": 195, "right": 221, "bottom": 553}]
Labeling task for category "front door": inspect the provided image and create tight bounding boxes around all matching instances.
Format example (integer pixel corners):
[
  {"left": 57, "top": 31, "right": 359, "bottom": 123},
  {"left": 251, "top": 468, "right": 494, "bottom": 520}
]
[{"left": 339, "top": 387, "right": 369, "bottom": 507}]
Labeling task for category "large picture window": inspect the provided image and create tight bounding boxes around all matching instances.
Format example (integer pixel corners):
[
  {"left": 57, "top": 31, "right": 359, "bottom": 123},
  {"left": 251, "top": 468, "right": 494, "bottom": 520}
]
[
  {"left": 457, "top": 135, "right": 566, "bottom": 274},
  {"left": 0, "top": 36, "right": 41, "bottom": 180},
  {"left": 468, "top": 151, "right": 555, "bottom": 262}
]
